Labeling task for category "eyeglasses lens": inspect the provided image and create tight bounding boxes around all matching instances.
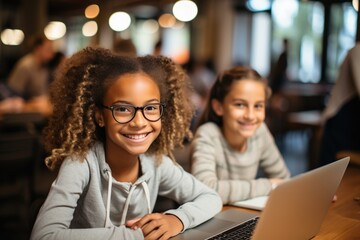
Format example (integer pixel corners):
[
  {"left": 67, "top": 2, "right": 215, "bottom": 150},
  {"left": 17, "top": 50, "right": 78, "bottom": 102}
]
[{"left": 112, "top": 104, "right": 163, "bottom": 123}]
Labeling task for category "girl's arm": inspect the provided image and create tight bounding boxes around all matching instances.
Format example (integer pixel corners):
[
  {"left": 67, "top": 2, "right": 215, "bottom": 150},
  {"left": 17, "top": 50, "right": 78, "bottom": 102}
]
[
  {"left": 30, "top": 158, "right": 144, "bottom": 240},
  {"left": 258, "top": 124, "right": 291, "bottom": 179},
  {"left": 124, "top": 157, "right": 222, "bottom": 239},
  {"left": 158, "top": 157, "right": 222, "bottom": 231}
]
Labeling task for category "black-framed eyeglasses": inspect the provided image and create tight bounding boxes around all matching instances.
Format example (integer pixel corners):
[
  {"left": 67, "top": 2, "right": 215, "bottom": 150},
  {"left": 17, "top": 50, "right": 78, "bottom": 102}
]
[{"left": 102, "top": 103, "right": 165, "bottom": 124}]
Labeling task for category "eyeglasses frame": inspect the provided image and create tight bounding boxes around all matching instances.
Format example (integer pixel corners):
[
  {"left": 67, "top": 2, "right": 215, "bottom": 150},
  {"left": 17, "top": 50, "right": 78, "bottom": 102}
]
[{"left": 102, "top": 103, "right": 166, "bottom": 124}]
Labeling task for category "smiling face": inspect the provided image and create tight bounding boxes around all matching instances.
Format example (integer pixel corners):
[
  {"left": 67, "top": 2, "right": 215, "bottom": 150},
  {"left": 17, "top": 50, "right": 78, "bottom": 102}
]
[
  {"left": 212, "top": 79, "right": 266, "bottom": 148},
  {"left": 96, "top": 72, "right": 162, "bottom": 160}
]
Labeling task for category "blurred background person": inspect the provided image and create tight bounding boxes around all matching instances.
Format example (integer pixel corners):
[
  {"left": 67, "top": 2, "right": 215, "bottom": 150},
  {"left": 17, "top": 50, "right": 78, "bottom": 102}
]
[
  {"left": 319, "top": 43, "right": 360, "bottom": 166},
  {"left": 47, "top": 51, "right": 66, "bottom": 84},
  {"left": 7, "top": 34, "right": 54, "bottom": 100},
  {"left": 269, "top": 38, "right": 289, "bottom": 94},
  {"left": 267, "top": 38, "right": 290, "bottom": 143},
  {"left": 0, "top": 82, "right": 24, "bottom": 115},
  {"left": 186, "top": 59, "right": 216, "bottom": 133},
  {"left": 6, "top": 34, "right": 54, "bottom": 116}
]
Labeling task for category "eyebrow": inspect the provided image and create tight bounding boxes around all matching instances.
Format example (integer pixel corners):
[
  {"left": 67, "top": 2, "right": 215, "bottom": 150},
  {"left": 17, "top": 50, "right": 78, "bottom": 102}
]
[
  {"left": 111, "top": 99, "right": 161, "bottom": 105},
  {"left": 232, "top": 98, "right": 265, "bottom": 103}
]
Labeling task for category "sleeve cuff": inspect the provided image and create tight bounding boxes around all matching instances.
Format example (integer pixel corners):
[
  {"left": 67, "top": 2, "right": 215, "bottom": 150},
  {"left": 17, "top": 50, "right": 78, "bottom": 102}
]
[{"left": 163, "top": 210, "right": 189, "bottom": 233}]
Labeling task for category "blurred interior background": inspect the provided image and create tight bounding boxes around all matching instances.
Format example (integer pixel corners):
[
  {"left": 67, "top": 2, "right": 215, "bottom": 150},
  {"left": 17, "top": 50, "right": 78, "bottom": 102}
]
[
  {"left": 1, "top": 0, "right": 358, "bottom": 82},
  {"left": 0, "top": 0, "right": 359, "bottom": 239}
]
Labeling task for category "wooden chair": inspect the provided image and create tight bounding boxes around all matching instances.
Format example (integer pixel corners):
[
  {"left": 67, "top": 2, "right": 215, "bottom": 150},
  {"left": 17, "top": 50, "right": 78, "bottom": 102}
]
[
  {"left": 0, "top": 112, "right": 46, "bottom": 134},
  {"left": 0, "top": 128, "right": 41, "bottom": 238}
]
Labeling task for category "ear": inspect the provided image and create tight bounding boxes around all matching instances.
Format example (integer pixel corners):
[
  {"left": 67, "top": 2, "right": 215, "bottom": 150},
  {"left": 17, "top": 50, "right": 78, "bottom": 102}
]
[
  {"left": 211, "top": 99, "right": 223, "bottom": 116},
  {"left": 95, "top": 108, "right": 105, "bottom": 127}
]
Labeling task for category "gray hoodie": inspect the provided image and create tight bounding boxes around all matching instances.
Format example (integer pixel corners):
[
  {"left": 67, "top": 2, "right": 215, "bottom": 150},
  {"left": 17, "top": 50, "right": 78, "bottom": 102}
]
[{"left": 31, "top": 142, "right": 222, "bottom": 240}]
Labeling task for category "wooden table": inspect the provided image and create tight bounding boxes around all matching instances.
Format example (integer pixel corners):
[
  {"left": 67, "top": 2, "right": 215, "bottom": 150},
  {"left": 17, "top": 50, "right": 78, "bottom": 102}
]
[{"left": 223, "top": 164, "right": 360, "bottom": 239}]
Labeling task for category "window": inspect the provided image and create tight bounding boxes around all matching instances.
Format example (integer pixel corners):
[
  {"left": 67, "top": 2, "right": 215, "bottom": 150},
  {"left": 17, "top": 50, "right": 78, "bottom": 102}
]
[
  {"left": 272, "top": 0, "right": 358, "bottom": 83},
  {"left": 326, "top": 2, "right": 357, "bottom": 82},
  {"left": 272, "top": 0, "right": 324, "bottom": 83}
]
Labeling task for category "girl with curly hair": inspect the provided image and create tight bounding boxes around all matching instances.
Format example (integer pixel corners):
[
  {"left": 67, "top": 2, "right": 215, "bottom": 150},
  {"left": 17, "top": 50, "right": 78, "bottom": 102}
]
[
  {"left": 190, "top": 66, "right": 290, "bottom": 205},
  {"left": 31, "top": 47, "right": 221, "bottom": 240}
]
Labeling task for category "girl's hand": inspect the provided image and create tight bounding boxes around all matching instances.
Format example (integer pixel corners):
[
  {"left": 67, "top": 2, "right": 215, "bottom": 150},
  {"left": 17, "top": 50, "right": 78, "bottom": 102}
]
[
  {"left": 269, "top": 178, "right": 287, "bottom": 189},
  {"left": 126, "top": 213, "right": 183, "bottom": 240}
]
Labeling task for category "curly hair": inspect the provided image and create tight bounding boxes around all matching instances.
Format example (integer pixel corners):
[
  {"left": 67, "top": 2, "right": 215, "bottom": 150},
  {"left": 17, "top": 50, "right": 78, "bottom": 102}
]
[
  {"left": 197, "top": 65, "right": 271, "bottom": 128},
  {"left": 43, "top": 47, "right": 195, "bottom": 170}
]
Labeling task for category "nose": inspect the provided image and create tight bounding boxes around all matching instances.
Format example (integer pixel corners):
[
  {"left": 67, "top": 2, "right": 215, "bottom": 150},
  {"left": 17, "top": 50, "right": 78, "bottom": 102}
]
[
  {"left": 244, "top": 107, "right": 255, "bottom": 120},
  {"left": 129, "top": 109, "right": 147, "bottom": 127}
]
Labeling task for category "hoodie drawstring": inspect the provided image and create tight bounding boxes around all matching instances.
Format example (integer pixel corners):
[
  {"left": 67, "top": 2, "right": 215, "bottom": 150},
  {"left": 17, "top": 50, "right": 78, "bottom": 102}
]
[
  {"left": 141, "top": 181, "right": 151, "bottom": 214},
  {"left": 120, "top": 184, "right": 137, "bottom": 225},
  {"left": 105, "top": 170, "right": 112, "bottom": 228},
  {"left": 104, "top": 169, "right": 152, "bottom": 227}
]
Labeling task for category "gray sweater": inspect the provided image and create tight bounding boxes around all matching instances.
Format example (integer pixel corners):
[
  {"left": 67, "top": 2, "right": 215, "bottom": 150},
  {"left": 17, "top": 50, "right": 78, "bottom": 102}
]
[
  {"left": 191, "top": 122, "right": 290, "bottom": 204},
  {"left": 31, "top": 142, "right": 222, "bottom": 240}
]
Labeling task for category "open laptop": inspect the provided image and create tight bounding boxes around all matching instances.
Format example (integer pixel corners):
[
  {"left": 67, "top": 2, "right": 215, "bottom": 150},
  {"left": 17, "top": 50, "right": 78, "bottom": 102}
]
[{"left": 172, "top": 157, "right": 350, "bottom": 240}]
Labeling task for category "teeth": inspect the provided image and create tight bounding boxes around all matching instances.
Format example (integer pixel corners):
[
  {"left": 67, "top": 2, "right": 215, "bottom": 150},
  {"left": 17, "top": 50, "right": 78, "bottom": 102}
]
[{"left": 125, "top": 134, "right": 147, "bottom": 139}]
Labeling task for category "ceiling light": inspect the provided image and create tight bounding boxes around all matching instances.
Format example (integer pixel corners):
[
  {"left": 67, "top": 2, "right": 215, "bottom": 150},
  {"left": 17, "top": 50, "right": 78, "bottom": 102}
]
[
  {"left": 1, "top": 29, "right": 24, "bottom": 45},
  {"left": 82, "top": 21, "right": 98, "bottom": 37},
  {"left": 172, "top": 0, "right": 198, "bottom": 22},
  {"left": 85, "top": 4, "right": 100, "bottom": 19},
  {"left": 109, "top": 11, "right": 131, "bottom": 32},
  {"left": 44, "top": 21, "right": 66, "bottom": 40}
]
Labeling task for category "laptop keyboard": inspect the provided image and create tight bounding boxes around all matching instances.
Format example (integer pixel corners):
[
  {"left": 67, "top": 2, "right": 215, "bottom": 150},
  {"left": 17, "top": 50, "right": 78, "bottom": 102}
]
[{"left": 207, "top": 216, "right": 259, "bottom": 240}]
